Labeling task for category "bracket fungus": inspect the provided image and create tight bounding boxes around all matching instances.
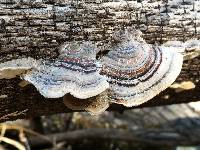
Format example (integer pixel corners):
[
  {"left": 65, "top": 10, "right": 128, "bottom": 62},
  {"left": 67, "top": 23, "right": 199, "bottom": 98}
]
[
  {"left": 23, "top": 41, "right": 109, "bottom": 99},
  {"left": 63, "top": 92, "right": 109, "bottom": 115},
  {"left": 162, "top": 39, "right": 200, "bottom": 52},
  {"left": 0, "top": 29, "right": 185, "bottom": 114},
  {"left": 162, "top": 39, "right": 200, "bottom": 60},
  {"left": 0, "top": 58, "right": 38, "bottom": 79},
  {"left": 100, "top": 30, "right": 183, "bottom": 107}
]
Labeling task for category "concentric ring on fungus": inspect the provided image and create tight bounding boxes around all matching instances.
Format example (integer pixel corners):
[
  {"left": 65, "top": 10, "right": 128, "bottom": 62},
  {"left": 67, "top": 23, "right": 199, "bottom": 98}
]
[
  {"left": 100, "top": 30, "right": 183, "bottom": 107},
  {"left": 23, "top": 41, "right": 109, "bottom": 99}
]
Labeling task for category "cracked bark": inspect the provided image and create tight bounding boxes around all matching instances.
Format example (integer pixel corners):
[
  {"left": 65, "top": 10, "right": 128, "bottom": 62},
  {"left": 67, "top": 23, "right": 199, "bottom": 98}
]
[{"left": 0, "top": 0, "right": 200, "bottom": 122}]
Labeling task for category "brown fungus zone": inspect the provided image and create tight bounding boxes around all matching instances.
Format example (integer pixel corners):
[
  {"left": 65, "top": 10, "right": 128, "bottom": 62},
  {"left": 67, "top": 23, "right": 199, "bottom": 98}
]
[
  {"left": 0, "top": 69, "right": 29, "bottom": 79},
  {"left": 63, "top": 91, "right": 109, "bottom": 115},
  {"left": 0, "top": 58, "right": 38, "bottom": 79}
]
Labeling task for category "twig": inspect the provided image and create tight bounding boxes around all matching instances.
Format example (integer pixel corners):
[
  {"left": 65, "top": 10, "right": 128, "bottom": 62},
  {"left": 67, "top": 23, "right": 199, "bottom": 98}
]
[
  {"left": 0, "top": 136, "right": 26, "bottom": 150},
  {"left": 0, "top": 124, "right": 51, "bottom": 142},
  {"left": 28, "top": 128, "right": 200, "bottom": 148}
]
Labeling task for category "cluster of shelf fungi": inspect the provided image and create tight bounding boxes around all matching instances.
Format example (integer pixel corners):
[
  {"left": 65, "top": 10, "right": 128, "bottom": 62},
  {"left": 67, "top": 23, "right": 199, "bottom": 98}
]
[{"left": 0, "top": 0, "right": 200, "bottom": 149}]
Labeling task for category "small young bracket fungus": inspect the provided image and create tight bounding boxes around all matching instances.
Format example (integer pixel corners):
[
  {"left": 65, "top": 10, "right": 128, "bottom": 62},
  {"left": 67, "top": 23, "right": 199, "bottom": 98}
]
[
  {"left": 0, "top": 58, "right": 38, "bottom": 79},
  {"left": 23, "top": 41, "right": 109, "bottom": 99},
  {"left": 162, "top": 39, "right": 200, "bottom": 60},
  {"left": 163, "top": 39, "right": 200, "bottom": 52},
  {"left": 100, "top": 30, "right": 183, "bottom": 107},
  {"left": 63, "top": 92, "right": 109, "bottom": 115},
  {"left": 170, "top": 81, "right": 195, "bottom": 93}
]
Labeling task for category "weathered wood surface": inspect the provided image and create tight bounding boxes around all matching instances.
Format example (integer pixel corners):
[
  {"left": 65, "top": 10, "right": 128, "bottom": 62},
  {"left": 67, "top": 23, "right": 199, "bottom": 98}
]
[
  {"left": 0, "top": 0, "right": 199, "bottom": 60},
  {"left": 0, "top": 0, "right": 200, "bottom": 122}
]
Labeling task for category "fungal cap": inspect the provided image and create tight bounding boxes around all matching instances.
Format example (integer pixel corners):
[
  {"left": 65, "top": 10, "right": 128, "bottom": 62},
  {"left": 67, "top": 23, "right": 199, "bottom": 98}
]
[
  {"left": 170, "top": 81, "right": 195, "bottom": 92},
  {"left": 63, "top": 92, "right": 109, "bottom": 115},
  {"left": 22, "top": 42, "right": 109, "bottom": 99},
  {"left": 184, "top": 39, "right": 200, "bottom": 51},
  {"left": 101, "top": 30, "right": 183, "bottom": 107},
  {"left": 23, "top": 65, "right": 109, "bottom": 99},
  {"left": 114, "top": 48, "right": 183, "bottom": 107},
  {"left": 162, "top": 39, "right": 200, "bottom": 52},
  {"left": 0, "top": 58, "right": 38, "bottom": 79}
]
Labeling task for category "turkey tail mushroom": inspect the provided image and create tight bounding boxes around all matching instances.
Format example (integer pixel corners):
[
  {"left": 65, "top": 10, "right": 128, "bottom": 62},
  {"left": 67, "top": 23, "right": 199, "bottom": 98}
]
[
  {"left": 100, "top": 29, "right": 183, "bottom": 107},
  {"left": 23, "top": 41, "right": 109, "bottom": 99}
]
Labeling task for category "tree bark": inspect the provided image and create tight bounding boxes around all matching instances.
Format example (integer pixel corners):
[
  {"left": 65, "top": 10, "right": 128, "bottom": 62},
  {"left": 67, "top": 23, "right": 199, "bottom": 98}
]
[{"left": 0, "top": 0, "right": 200, "bottom": 122}]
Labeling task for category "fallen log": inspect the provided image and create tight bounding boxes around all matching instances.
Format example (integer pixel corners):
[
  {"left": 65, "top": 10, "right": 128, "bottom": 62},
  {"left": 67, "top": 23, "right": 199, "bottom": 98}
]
[{"left": 0, "top": 0, "right": 200, "bottom": 122}]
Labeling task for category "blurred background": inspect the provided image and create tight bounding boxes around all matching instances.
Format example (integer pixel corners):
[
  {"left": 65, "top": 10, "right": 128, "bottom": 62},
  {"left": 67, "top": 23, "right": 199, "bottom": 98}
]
[{"left": 1, "top": 101, "right": 200, "bottom": 150}]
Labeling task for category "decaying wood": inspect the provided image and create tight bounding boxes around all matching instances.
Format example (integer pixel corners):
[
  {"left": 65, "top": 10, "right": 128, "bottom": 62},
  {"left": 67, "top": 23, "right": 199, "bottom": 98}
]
[
  {"left": 0, "top": 0, "right": 199, "bottom": 60},
  {"left": 0, "top": 0, "right": 200, "bottom": 122}
]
